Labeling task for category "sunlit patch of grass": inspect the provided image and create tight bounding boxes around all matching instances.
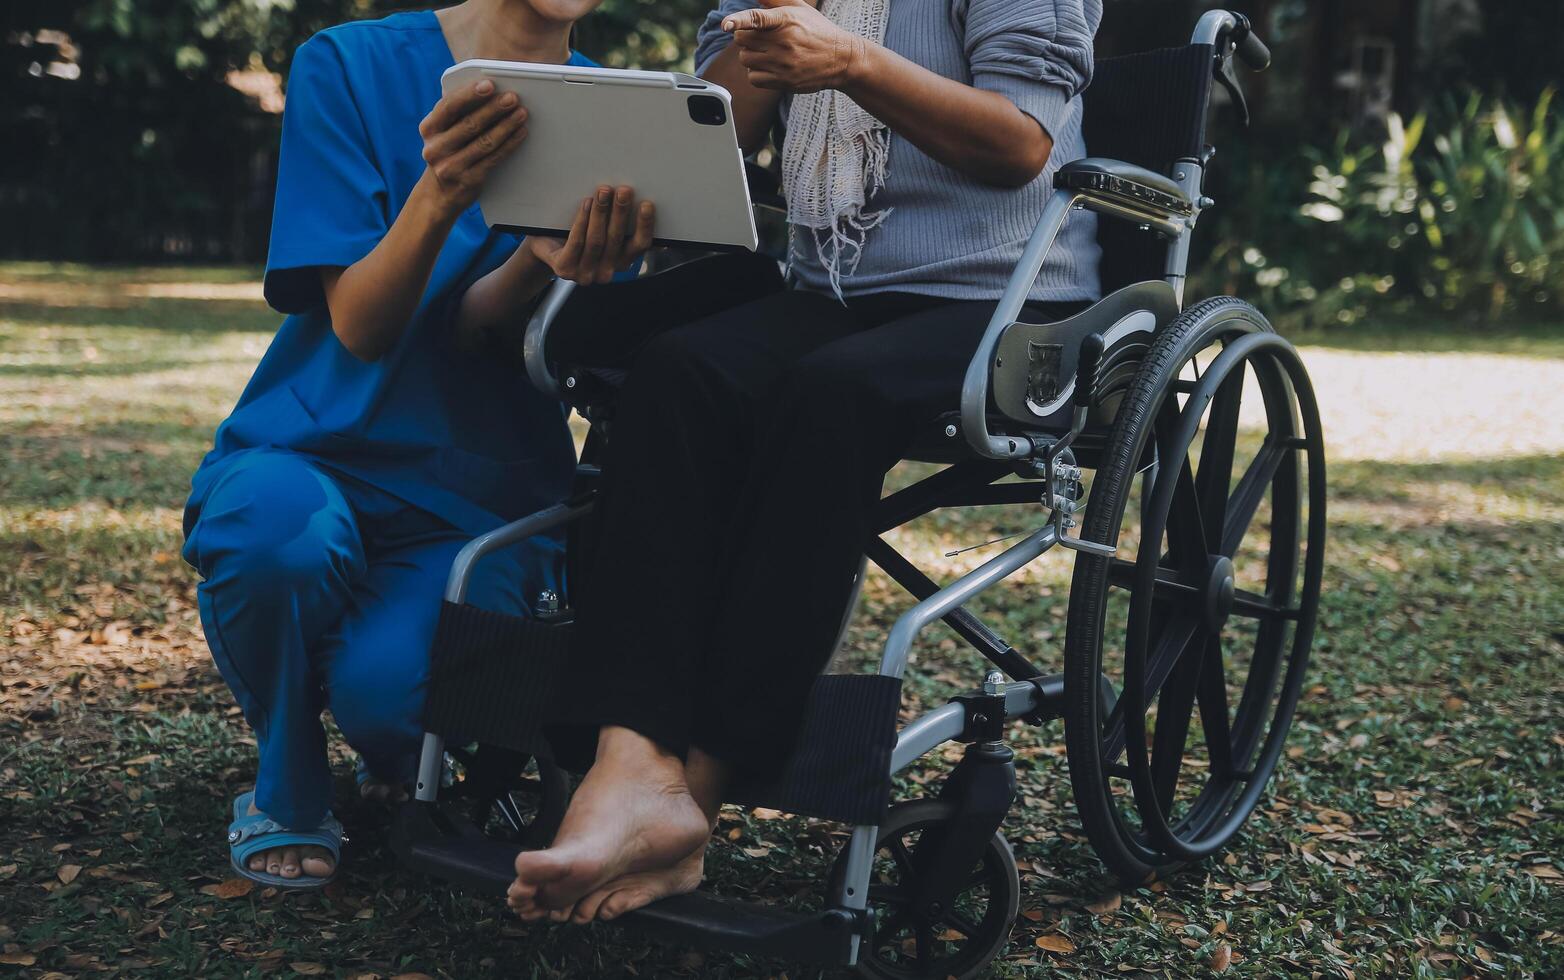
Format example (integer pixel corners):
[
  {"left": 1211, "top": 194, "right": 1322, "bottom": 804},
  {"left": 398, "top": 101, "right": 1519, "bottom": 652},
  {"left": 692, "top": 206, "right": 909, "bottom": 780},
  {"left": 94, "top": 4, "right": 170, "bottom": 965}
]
[{"left": 1, "top": 263, "right": 1561, "bottom": 978}]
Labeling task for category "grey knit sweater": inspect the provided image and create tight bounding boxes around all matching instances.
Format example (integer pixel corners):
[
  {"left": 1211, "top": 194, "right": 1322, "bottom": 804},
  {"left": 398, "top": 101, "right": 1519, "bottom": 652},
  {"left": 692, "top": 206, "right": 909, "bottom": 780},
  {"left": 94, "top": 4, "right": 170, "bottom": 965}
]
[{"left": 696, "top": 0, "right": 1103, "bottom": 303}]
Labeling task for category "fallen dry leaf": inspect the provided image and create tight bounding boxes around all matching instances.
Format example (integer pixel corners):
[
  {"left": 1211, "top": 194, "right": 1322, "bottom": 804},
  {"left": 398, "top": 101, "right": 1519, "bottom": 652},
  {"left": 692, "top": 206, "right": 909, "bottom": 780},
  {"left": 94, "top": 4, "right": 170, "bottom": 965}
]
[
  {"left": 1085, "top": 891, "right": 1121, "bottom": 916},
  {"left": 200, "top": 877, "right": 256, "bottom": 899},
  {"left": 291, "top": 963, "right": 327, "bottom": 976},
  {"left": 1035, "top": 934, "right": 1076, "bottom": 955},
  {"left": 741, "top": 847, "right": 770, "bottom": 859},
  {"left": 1209, "top": 944, "right": 1232, "bottom": 971},
  {"left": 57, "top": 864, "right": 82, "bottom": 884},
  {"left": 0, "top": 953, "right": 37, "bottom": 966}
]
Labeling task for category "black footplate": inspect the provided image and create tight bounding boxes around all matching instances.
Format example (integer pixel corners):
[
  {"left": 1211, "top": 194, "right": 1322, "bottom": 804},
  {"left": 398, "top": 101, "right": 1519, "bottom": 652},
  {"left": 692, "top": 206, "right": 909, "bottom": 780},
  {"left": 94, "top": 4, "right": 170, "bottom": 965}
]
[{"left": 392, "top": 801, "right": 864, "bottom": 966}]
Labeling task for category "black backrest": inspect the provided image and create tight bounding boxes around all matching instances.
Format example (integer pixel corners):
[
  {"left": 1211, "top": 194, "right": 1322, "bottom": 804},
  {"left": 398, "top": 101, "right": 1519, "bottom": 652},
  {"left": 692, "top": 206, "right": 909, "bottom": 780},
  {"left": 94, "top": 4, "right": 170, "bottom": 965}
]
[{"left": 1081, "top": 44, "right": 1216, "bottom": 293}]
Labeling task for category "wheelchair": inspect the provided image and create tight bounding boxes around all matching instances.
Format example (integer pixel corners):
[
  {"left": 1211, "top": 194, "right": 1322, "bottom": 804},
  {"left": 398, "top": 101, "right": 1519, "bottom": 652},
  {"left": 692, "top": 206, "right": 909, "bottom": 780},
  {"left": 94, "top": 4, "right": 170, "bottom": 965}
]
[{"left": 392, "top": 11, "right": 1326, "bottom": 978}]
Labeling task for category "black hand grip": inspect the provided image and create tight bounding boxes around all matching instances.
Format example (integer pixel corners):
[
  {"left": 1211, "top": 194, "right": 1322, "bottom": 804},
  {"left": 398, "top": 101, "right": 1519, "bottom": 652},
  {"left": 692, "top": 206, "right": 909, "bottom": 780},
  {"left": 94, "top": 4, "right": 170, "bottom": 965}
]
[
  {"left": 1235, "top": 24, "right": 1271, "bottom": 71},
  {"left": 1074, "top": 333, "right": 1105, "bottom": 409}
]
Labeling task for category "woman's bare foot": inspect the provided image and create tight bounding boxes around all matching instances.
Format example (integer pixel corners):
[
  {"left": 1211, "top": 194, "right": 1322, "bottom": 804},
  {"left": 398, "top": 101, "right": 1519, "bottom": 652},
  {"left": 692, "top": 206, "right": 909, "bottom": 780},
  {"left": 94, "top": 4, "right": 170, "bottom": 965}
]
[
  {"left": 570, "top": 845, "right": 706, "bottom": 923},
  {"left": 244, "top": 802, "right": 335, "bottom": 879},
  {"left": 506, "top": 727, "right": 709, "bottom": 920},
  {"left": 565, "top": 745, "right": 728, "bottom": 923}
]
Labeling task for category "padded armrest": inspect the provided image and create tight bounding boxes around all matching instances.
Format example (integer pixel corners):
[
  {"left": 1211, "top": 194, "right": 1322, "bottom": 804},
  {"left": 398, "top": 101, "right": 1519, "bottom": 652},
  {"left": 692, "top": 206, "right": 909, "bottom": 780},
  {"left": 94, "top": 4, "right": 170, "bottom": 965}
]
[{"left": 1054, "top": 157, "right": 1193, "bottom": 217}]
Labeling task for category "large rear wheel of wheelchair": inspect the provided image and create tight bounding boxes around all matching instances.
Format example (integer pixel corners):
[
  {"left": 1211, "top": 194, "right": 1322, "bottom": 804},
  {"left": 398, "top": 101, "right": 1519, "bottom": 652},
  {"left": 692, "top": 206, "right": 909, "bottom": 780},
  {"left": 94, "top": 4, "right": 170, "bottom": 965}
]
[
  {"left": 1063, "top": 297, "right": 1326, "bottom": 884},
  {"left": 831, "top": 799, "right": 1020, "bottom": 980}
]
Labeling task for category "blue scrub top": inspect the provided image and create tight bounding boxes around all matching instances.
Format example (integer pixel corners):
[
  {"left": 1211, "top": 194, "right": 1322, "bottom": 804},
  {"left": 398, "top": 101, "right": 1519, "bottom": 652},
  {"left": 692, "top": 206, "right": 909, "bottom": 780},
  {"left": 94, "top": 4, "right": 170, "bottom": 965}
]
[{"left": 187, "top": 11, "right": 590, "bottom": 539}]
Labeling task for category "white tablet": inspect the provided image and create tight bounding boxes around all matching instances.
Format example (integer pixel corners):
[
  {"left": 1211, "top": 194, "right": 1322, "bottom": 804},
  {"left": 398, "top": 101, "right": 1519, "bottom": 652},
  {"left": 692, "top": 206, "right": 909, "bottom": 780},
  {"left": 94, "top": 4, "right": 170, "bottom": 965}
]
[{"left": 441, "top": 60, "right": 759, "bottom": 252}]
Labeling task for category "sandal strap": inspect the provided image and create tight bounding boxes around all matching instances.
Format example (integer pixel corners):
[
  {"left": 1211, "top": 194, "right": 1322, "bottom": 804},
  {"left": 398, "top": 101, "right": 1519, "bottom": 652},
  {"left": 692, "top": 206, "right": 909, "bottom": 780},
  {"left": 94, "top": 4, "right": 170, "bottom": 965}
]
[{"left": 228, "top": 810, "right": 343, "bottom": 863}]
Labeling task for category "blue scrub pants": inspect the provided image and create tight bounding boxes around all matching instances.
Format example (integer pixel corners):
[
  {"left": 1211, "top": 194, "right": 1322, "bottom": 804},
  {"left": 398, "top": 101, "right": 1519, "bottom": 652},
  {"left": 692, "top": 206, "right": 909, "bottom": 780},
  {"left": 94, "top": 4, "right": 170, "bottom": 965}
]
[{"left": 184, "top": 449, "right": 532, "bottom": 830}]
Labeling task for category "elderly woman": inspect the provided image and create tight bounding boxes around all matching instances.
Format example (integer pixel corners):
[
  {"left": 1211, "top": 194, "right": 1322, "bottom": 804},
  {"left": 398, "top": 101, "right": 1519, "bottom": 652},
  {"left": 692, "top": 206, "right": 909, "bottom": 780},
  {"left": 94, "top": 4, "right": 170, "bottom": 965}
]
[{"left": 507, "top": 0, "right": 1102, "bottom": 923}]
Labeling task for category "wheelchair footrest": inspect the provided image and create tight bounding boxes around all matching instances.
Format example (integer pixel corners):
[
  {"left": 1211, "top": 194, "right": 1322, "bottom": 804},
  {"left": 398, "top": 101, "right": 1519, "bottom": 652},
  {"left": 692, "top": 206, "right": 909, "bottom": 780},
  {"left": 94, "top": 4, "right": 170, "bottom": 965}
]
[
  {"left": 392, "top": 801, "right": 862, "bottom": 967},
  {"left": 423, "top": 601, "right": 570, "bottom": 753}
]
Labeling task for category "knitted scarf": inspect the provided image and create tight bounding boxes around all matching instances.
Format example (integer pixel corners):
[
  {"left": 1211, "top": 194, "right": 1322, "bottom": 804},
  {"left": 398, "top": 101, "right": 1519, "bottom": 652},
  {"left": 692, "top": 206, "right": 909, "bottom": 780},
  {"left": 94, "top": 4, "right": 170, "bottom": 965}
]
[{"left": 780, "top": 0, "right": 893, "bottom": 299}]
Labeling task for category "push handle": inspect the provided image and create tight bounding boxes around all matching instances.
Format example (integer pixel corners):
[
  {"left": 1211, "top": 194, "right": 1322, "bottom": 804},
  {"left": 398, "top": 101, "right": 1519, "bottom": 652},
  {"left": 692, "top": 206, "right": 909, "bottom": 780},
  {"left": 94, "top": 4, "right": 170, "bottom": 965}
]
[
  {"left": 1232, "top": 15, "right": 1272, "bottom": 71},
  {"left": 1073, "top": 333, "right": 1105, "bottom": 409}
]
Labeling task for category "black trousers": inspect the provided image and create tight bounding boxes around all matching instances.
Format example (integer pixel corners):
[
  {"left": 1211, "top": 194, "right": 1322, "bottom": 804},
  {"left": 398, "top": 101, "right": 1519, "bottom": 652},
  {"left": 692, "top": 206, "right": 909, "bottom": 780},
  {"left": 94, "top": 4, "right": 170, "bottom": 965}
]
[{"left": 549, "top": 253, "right": 1086, "bottom": 778}]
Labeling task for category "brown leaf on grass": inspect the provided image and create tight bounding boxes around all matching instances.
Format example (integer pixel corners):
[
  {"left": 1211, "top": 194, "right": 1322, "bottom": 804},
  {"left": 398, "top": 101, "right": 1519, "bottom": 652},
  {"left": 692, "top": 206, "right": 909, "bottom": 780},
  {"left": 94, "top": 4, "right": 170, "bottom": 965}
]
[
  {"left": 741, "top": 847, "right": 771, "bottom": 859},
  {"left": 1524, "top": 865, "right": 1563, "bottom": 881},
  {"left": 1085, "top": 892, "right": 1121, "bottom": 916},
  {"left": 291, "top": 963, "right": 327, "bottom": 976},
  {"left": 1209, "top": 944, "right": 1233, "bottom": 971},
  {"left": 199, "top": 877, "right": 255, "bottom": 899},
  {"left": 0, "top": 953, "right": 37, "bottom": 966},
  {"left": 1035, "top": 934, "right": 1076, "bottom": 955},
  {"left": 57, "top": 864, "right": 82, "bottom": 884},
  {"left": 1211, "top": 920, "right": 1229, "bottom": 936},
  {"left": 390, "top": 974, "right": 436, "bottom": 980},
  {"left": 1020, "top": 908, "right": 1045, "bottom": 922}
]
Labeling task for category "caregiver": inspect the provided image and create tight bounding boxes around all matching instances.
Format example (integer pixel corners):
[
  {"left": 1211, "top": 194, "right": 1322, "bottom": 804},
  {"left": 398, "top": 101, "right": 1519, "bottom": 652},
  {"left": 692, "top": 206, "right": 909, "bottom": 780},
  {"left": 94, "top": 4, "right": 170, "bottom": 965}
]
[{"left": 183, "top": 0, "right": 653, "bottom": 889}]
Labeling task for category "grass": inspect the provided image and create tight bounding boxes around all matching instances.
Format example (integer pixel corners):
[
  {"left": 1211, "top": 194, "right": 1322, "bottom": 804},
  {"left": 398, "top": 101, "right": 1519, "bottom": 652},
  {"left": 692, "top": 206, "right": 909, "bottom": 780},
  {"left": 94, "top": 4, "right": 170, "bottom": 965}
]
[{"left": 1, "top": 263, "right": 1561, "bottom": 979}]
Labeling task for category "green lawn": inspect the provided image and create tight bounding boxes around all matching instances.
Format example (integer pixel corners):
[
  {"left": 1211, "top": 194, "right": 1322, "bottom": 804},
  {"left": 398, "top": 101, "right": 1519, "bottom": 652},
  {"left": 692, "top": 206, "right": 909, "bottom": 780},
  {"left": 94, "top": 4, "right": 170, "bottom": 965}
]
[{"left": 1, "top": 264, "right": 1560, "bottom": 978}]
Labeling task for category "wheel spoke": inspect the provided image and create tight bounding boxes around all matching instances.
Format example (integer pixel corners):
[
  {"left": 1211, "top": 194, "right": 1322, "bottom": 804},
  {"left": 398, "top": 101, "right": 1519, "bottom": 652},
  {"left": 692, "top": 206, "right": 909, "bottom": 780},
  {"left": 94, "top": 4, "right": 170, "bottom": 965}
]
[
  {"left": 1107, "top": 559, "right": 1201, "bottom": 601},
  {"left": 1164, "top": 445, "right": 1209, "bottom": 571},
  {"left": 1150, "top": 633, "right": 1206, "bottom": 811},
  {"left": 915, "top": 924, "right": 934, "bottom": 969},
  {"left": 1196, "top": 362, "right": 1246, "bottom": 552},
  {"left": 1196, "top": 635, "right": 1234, "bottom": 777},
  {"left": 945, "top": 910, "right": 983, "bottom": 937},
  {"left": 1221, "top": 439, "right": 1289, "bottom": 556},
  {"left": 1102, "top": 613, "right": 1203, "bottom": 761},
  {"left": 1231, "top": 588, "right": 1300, "bottom": 620}
]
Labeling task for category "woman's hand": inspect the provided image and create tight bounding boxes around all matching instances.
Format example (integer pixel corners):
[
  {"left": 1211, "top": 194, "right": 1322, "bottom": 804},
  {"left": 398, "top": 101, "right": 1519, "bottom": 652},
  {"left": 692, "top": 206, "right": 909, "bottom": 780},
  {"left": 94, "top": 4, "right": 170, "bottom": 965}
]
[
  {"left": 722, "top": 0, "right": 868, "bottom": 94},
  {"left": 527, "top": 185, "right": 657, "bottom": 286},
  {"left": 419, "top": 79, "right": 531, "bottom": 218}
]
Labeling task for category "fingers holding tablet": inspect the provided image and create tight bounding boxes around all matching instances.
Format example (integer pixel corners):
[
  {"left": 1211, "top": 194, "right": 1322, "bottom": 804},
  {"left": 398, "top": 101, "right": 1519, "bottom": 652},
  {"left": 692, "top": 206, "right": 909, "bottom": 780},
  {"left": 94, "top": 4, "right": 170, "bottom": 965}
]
[
  {"left": 527, "top": 187, "right": 657, "bottom": 285},
  {"left": 419, "top": 80, "right": 531, "bottom": 216}
]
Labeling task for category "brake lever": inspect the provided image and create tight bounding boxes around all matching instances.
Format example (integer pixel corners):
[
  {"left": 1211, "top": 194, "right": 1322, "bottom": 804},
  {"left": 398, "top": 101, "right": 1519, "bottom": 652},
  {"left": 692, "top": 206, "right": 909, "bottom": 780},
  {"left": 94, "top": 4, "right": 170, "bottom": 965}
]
[{"left": 1213, "top": 47, "right": 1252, "bottom": 128}]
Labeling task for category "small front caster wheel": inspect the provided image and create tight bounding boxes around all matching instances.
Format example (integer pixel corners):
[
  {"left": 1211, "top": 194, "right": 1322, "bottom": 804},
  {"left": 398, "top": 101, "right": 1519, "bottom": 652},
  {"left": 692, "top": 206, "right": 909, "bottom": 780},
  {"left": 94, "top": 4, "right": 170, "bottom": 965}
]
[{"left": 831, "top": 799, "right": 1020, "bottom": 980}]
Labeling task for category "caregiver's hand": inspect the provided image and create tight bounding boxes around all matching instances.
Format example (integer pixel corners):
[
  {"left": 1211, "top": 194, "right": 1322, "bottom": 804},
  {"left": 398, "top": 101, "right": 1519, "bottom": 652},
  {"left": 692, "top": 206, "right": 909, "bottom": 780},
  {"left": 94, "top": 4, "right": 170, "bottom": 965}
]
[
  {"left": 723, "top": 0, "right": 866, "bottom": 94},
  {"left": 527, "top": 185, "right": 657, "bottom": 286},
  {"left": 419, "top": 79, "right": 530, "bottom": 217}
]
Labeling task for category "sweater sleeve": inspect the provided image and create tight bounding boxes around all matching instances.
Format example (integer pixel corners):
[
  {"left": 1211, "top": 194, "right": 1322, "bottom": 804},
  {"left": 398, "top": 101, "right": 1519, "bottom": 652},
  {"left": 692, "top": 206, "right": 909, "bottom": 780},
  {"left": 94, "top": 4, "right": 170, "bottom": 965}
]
[
  {"left": 695, "top": 1, "right": 761, "bottom": 75},
  {"left": 956, "top": 0, "right": 1101, "bottom": 140}
]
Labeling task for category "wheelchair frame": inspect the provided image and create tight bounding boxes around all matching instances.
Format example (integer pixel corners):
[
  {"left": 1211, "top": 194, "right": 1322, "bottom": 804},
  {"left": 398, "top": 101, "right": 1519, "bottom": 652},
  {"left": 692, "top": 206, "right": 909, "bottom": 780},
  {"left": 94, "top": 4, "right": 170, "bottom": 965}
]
[{"left": 397, "top": 11, "right": 1317, "bottom": 976}]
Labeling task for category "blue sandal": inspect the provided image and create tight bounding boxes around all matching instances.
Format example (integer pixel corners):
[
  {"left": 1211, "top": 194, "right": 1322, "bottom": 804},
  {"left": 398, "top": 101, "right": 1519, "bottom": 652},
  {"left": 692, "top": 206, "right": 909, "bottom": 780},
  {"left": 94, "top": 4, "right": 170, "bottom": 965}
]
[{"left": 228, "top": 791, "right": 342, "bottom": 890}]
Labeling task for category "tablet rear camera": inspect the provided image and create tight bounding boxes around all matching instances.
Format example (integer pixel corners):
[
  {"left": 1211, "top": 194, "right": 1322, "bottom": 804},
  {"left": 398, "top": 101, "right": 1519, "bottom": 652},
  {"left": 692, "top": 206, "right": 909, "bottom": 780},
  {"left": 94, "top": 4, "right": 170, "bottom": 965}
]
[{"left": 687, "top": 95, "right": 727, "bottom": 127}]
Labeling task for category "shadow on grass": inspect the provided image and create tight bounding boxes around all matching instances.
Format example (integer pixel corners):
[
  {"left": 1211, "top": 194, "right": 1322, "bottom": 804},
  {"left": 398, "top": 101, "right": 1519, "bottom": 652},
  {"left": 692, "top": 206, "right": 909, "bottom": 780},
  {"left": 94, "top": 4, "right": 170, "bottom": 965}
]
[{"left": 0, "top": 297, "right": 279, "bottom": 334}]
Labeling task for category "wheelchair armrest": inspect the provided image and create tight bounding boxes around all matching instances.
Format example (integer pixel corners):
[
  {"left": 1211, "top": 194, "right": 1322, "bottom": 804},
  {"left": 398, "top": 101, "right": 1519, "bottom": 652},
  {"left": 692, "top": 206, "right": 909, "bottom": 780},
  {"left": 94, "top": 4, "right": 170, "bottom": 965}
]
[
  {"left": 522, "top": 278, "right": 577, "bottom": 399},
  {"left": 1054, "top": 157, "right": 1193, "bottom": 226}
]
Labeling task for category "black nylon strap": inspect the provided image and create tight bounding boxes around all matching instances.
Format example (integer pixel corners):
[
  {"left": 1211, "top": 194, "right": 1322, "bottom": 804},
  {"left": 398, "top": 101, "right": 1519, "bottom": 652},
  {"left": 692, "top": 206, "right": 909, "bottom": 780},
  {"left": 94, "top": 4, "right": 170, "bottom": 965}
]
[
  {"left": 731, "top": 674, "right": 903, "bottom": 826},
  {"left": 423, "top": 602, "right": 571, "bottom": 753}
]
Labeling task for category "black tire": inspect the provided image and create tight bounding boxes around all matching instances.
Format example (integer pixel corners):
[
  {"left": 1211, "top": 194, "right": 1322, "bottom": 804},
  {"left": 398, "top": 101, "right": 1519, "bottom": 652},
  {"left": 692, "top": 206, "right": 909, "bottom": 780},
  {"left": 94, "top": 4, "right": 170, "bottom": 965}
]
[
  {"left": 831, "top": 799, "right": 1020, "bottom": 980},
  {"left": 1063, "top": 297, "right": 1326, "bottom": 884}
]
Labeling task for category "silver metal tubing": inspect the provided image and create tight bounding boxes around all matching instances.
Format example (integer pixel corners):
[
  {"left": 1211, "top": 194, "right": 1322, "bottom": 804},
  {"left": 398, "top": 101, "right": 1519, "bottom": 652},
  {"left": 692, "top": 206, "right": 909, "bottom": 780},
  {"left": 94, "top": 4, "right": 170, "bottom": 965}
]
[
  {"left": 889, "top": 680, "right": 1054, "bottom": 773},
  {"left": 522, "top": 278, "right": 578, "bottom": 398},
  {"left": 891, "top": 703, "right": 966, "bottom": 772},
  {"left": 415, "top": 732, "right": 445, "bottom": 802},
  {"left": 1192, "top": 8, "right": 1240, "bottom": 46},
  {"left": 444, "top": 501, "right": 593, "bottom": 605},
  {"left": 960, "top": 192, "right": 1081, "bottom": 458},
  {"left": 878, "top": 524, "right": 1059, "bottom": 680},
  {"left": 1076, "top": 194, "right": 1186, "bottom": 239}
]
